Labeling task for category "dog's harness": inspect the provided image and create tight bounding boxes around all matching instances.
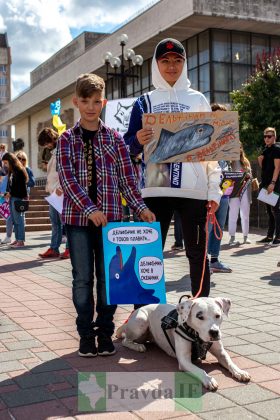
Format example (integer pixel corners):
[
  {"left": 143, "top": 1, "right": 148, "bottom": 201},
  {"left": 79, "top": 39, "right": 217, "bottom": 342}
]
[{"left": 161, "top": 309, "right": 213, "bottom": 362}]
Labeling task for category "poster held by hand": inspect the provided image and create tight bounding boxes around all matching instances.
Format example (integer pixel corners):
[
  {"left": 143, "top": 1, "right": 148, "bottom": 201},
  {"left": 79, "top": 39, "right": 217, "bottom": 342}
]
[{"left": 102, "top": 222, "right": 166, "bottom": 305}]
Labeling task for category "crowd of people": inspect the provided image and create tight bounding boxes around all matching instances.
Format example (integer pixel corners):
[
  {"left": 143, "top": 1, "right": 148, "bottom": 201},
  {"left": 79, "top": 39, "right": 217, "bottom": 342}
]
[{"left": 0, "top": 37, "right": 279, "bottom": 358}]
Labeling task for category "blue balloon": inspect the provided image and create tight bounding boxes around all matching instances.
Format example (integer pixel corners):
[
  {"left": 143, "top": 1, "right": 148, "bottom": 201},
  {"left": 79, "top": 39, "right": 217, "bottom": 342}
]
[{"left": 50, "top": 99, "right": 61, "bottom": 116}]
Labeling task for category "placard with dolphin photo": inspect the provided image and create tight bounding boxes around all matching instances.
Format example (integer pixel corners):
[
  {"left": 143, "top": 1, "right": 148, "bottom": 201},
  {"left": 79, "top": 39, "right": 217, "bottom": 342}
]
[
  {"left": 102, "top": 222, "right": 166, "bottom": 305},
  {"left": 142, "top": 111, "right": 239, "bottom": 163}
]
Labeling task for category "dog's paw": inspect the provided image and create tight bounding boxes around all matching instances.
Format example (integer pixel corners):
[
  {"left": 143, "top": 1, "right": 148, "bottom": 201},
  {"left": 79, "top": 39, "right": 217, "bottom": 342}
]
[
  {"left": 136, "top": 343, "right": 147, "bottom": 352},
  {"left": 203, "top": 375, "right": 219, "bottom": 391},
  {"left": 232, "top": 369, "right": 251, "bottom": 382},
  {"left": 122, "top": 338, "right": 146, "bottom": 352}
]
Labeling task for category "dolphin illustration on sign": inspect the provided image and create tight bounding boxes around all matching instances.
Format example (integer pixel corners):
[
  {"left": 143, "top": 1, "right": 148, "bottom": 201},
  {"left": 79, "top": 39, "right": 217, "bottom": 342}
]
[
  {"left": 108, "top": 246, "right": 160, "bottom": 305},
  {"left": 143, "top": 111, "right": 240, "bottom": 162},
  {"left": 150, "top": 123, "right": 214, "bottom": 163}
]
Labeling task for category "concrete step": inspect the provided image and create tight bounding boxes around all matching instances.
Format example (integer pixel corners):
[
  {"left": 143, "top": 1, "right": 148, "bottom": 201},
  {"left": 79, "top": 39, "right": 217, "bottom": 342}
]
[
  {"left": 24, "top": 210, "right": 49, "bottom": 218},
  {"left": 0, "top": 223, "right": 52, "bottom": 233},
  {"left": 0, "top": 184, "right": 53, "bottom": 232},
  {"left": 29, "top": 199, "right": 48, "bottom": 205},
  {"left": 25, "top": 217, "right": 51, "bottom": 225},
  {"left": 29, "top": 190, "right": 46, "bottom": 197}
]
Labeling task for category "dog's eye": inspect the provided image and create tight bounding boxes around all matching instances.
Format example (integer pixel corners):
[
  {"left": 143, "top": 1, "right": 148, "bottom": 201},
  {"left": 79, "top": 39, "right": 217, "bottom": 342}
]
[
  {"left": 115, "top": 273, "right": 120, "bottom": 279},
  {"left": 215, "top": 314, "right": 220, "bottom": 319},
  {"left": 197, "top": 314, "right": 204, "bottom": 320}
]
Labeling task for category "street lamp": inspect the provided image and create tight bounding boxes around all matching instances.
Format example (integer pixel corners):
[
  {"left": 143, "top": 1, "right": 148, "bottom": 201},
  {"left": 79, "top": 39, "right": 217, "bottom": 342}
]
[{"left": 102, "top": 33, "right": 144, "bottom": 98}]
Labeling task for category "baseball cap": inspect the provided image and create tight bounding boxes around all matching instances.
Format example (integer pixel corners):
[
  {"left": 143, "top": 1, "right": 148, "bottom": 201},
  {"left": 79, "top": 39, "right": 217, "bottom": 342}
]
[{"left": 155, "top": 38, "right": 186, "bottom": 60}]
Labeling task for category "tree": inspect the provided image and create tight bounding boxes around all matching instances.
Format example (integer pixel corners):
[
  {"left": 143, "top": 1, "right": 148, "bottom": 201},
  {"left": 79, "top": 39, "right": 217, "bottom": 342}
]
[{"left": 231, "top": 49, "right": 280, "bottom": 159}]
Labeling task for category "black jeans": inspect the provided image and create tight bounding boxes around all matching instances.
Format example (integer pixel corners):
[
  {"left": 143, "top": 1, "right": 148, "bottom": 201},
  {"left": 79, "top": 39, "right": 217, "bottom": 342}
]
[
  {"left": 266, "top": 199, "right": 280, "bottom": 239},
  {"left": 144, "top": 196, "right": 210, "bottom": 297},
  {"left": 66, "top": 223, "right": 117, "bottom": 338}
]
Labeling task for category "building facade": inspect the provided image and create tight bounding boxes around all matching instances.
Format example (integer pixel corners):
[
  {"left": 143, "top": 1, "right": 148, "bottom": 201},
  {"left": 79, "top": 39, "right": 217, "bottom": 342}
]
[
  {"left": 106, "top": 28, "right": 280, "bottom": 104},
  {"left": 0, "top": 0, "right": 280, "bottom": 180},
  {"left": 0, "top": 33, "right": 11, "bottom": 148}
]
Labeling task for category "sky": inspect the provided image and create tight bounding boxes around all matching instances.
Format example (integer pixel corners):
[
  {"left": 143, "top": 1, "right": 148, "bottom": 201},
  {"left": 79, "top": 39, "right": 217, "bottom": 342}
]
[{"left": 0, "top": 0, "right": 159, "bottom": 99}]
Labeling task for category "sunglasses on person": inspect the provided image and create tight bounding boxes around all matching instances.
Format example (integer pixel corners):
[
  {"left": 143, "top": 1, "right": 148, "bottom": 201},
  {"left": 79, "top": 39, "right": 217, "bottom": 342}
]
[
  {"left": 18, "top": 157, "right": 26, "bottom": 162},
  {"left": 264, "top": 134, "right": 274, "bottom": 139}
]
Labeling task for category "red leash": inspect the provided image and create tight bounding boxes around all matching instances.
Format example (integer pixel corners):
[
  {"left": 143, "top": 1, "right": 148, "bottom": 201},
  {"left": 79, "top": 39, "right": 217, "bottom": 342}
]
[{"left": 192, "top": 209, "right": 222, "bottom": 300}]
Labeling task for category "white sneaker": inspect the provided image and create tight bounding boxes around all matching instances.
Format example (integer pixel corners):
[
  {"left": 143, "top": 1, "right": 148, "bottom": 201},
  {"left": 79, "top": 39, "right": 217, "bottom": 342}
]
[
  {"left": 243, "top": 236, "right": 251, "bottom": 244},
  {"left": 229, "top": 236, "right": 239, "bottom": 246},
  {"left": 2, "top": 236, "right": 12, "bottom": 244}
]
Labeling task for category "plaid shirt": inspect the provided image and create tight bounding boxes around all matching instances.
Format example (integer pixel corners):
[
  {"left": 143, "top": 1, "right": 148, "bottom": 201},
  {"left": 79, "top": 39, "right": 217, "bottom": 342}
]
[{"left": 56, "top": 119, "right": 147, "bottom": 226}]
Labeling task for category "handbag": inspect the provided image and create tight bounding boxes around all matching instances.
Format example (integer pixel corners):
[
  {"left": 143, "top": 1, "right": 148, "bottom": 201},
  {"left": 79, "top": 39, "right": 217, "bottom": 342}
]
[
  {"left": 251, "top": 177, "right": 259, "bottom": 192},
  {"left": 14, "top": 199, "right": 29, "bottom": 213}
]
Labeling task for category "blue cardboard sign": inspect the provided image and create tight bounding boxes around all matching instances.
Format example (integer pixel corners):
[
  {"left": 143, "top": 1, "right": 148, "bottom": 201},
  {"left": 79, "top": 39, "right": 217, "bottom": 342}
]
[{"left": 102, "top": 222, "right": 166, "bottom": 305}]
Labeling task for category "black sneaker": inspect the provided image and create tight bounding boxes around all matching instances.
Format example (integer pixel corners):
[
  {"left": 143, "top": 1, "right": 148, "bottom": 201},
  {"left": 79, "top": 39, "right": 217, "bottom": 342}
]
[
  {"left": 97, "top": 334, "right": 116, "bottom": 356},
  {"left": 78, "top": 335, "right": 97, "bottom": 357},
  {"left": 171, "top": 243, "right": 184, "bottom": 251},
  {"left": 270, "top": 238, "right": 280, "bottom": 247},
  {"left": 256, "top": 236, "right": 273, "bottom": 244}
]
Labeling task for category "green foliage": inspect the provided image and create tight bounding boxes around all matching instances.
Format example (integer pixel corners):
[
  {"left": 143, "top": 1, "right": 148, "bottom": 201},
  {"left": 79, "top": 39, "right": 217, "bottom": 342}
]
[{"left": 231, "top": 50, "right": 280, "bottom": 159}]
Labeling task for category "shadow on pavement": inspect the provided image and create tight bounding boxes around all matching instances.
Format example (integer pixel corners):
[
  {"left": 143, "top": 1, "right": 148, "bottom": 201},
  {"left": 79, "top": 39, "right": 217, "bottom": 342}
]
[
  {"left": 260, "top": 271, "right": 280, "bottom": 286},
  {"left": 0, "top": 258, "right": 64, "bottom": 273},
  {"left": 230, "top": 245, "right": 268, "bottom": 257},
  {"left": 0, "top": 340, "right": 179, "bottom": 418}
]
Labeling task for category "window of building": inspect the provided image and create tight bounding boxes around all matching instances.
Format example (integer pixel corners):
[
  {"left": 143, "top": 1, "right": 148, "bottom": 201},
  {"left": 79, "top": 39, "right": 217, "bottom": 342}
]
[
  {"left": 213, "top": 63, "right": 231, "bottom": 91},
  {"left": 0, "top": 129, "right": 8, "bottom": 137},
  {"left": 232, "top": 64, "right": 251, "bottom": 90},
  {"left": 252, "top": 34, "right": 269, "bottom": 64},
  {"left": 271, "top": 37, "right": 280, "bottom": 50},
  {"left": 232, "top": 32, "right": 250, "bottom": 64},
  {"left": 0, "top": 65, "right": 7, "bottom": 73},
  {"left": 213, "top": 92, "right": 230, "bottom": 104},
  {"left": 0, "top": 77, "right": 7, "bottom": 85},
  {"left": 199, "top": 63, "right": 210, "bottom": 93},
  {"left": 187, "top": 36, "right": 198, "bottom": 69},
  {"left": 212, "top": 30, "right": 231, "bottom": 63},
  {"left": 188, "top": 68, "right": 198, "bottom": 90},
  {"left": 199, "top": 31, "right": 209, "bottom": 65},
  {"left": 141, "top": 59, "right": 150, "bottom": 90},
  {"left": 0, "top": 89, "right": 7, "bottom": 97}
]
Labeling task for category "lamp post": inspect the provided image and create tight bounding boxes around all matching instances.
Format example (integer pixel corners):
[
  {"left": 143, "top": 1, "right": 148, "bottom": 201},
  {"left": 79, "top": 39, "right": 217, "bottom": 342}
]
[{"left": 102, "top": 33, "right": 144, "bottom": 98}]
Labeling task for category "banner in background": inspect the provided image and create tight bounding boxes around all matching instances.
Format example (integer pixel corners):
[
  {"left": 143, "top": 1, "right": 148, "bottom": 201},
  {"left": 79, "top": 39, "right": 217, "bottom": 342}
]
[
  {"left": 104, "top": 98, "right": 136, "bottom": 136},
  {"left": 102, "top": 222, "right": 166, "bottom": 305},
  {"left": 0, "top": 196, "right": 10, "bottom": 220},
  {"left": 221, "top": 171, "right": 249, "bottom": 198}
]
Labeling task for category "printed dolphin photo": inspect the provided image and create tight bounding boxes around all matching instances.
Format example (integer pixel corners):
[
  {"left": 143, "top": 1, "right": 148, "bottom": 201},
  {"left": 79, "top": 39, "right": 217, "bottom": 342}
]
[
  {"left": 108, "top": 246, "right": 160, "bottom": 305},
  {"left": 150, "top": 123, "right": 214, "bottom": 163}
]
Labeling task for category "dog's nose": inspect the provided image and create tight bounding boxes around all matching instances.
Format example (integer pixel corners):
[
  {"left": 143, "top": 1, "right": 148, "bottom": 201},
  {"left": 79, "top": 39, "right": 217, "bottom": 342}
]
[{"left": 209, "top": 329, "right": 219, "bottom": 339}]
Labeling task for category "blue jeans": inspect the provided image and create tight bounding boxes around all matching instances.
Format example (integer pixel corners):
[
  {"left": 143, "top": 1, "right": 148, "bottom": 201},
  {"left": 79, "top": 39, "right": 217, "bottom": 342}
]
[
  {"left": 208, "top": 197, "right": 229, "bottom": 258},
  {"left": 6, "top": 216, "right": 13, "bottom": 238},
  {"left": 65, "top": 223, "right": 117, "bottom": 338},
  {"left": 10, "top": 197, "right": 25, "bottom": 241},
  {"left": 49, "top": 204, "right": 62, "bottom": 252}
]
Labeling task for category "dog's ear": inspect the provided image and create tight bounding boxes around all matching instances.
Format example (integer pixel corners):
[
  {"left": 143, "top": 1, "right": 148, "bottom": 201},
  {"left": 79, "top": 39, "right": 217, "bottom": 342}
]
[
  {"left": 215, "top": 297, "right": 231, "bottom": 317},
  {"left": 176, "top": 300, "right": 193, "bottom": 324}
]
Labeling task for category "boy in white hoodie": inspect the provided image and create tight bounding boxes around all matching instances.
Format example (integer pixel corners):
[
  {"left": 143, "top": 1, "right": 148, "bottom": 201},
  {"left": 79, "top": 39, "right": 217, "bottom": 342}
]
[{"left": 124, "top": 38, "right": 221, "bottom": 298}]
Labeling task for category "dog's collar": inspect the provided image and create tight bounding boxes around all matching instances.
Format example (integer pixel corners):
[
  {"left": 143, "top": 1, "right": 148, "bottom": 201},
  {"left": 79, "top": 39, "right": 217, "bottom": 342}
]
[{"left": 161, "top": 309, "right": 213, "bottom": 360}]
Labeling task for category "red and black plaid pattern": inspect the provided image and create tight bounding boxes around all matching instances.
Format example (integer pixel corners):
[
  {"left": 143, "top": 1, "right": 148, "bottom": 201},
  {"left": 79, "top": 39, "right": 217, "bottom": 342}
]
[{"left": 56, "top": 120, "right": 147, "bottom": 226}]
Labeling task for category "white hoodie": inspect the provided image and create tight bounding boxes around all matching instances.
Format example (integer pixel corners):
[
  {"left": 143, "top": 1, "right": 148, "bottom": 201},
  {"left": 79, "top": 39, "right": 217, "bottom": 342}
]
[{"left": 139, "top": 53, "right": 222, "bottom": 204}]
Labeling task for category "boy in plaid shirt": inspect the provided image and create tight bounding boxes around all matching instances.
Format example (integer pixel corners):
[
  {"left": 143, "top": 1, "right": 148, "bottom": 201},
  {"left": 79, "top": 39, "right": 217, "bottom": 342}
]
[{"left": 56, "top": 73, "right": 155, "bottom": 357}]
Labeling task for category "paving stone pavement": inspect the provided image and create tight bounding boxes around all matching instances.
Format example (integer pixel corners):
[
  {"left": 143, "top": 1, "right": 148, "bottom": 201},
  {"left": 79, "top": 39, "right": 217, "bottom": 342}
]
[{"left": 0, "top": 227, "right": 280, "bottom": 419}]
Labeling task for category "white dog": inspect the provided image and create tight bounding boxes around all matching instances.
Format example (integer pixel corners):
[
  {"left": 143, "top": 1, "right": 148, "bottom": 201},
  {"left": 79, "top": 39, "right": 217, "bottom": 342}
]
[{"left": 116, "top": 297, "right": 251, "bottom": 390}]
